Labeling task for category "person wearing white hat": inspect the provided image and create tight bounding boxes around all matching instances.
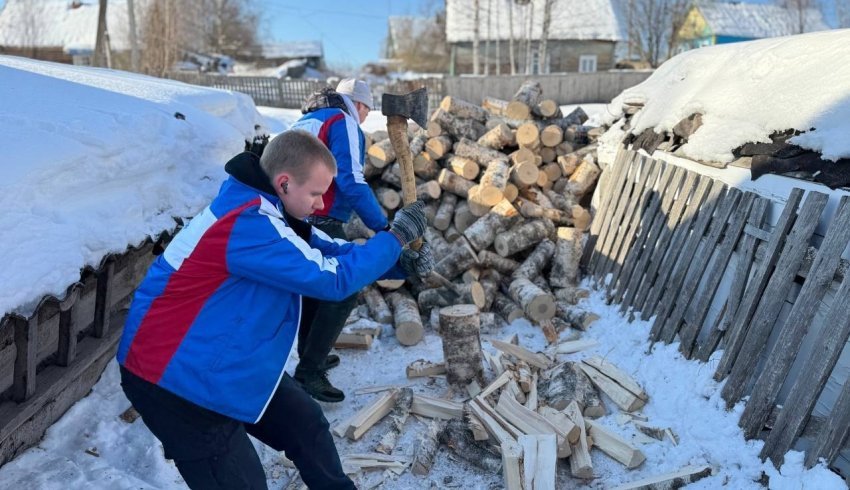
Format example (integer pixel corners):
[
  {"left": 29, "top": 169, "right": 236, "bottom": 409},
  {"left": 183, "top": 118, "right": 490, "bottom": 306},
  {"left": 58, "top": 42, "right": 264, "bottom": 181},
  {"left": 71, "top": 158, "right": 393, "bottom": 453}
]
[{"left": 287, "top": 78, "right": 390, "bottom": 403}]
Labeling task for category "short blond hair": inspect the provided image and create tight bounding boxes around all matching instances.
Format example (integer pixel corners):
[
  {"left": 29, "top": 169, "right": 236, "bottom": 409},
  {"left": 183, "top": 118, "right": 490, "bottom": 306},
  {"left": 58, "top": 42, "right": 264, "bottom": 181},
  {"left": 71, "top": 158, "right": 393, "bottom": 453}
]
[{"left": 260, "top": 130, "right": 336, "bottom": 183}]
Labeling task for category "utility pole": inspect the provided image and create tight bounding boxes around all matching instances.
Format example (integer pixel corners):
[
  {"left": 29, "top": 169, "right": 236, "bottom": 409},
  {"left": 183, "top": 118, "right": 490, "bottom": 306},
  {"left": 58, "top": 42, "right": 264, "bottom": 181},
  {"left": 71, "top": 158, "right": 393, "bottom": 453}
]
[
  {"left": 93, "top": 0, "right": 109, "bottom": 67},
  {"left": 127, "top": 0, "right": 139, "bottom": 71}
]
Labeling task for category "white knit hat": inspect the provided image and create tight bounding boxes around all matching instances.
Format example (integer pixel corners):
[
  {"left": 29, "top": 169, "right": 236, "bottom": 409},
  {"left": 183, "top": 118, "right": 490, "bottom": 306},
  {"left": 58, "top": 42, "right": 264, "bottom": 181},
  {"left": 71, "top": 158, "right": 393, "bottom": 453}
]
[{"left": 336, "top": 78, "right": 373, "bottom": 109}]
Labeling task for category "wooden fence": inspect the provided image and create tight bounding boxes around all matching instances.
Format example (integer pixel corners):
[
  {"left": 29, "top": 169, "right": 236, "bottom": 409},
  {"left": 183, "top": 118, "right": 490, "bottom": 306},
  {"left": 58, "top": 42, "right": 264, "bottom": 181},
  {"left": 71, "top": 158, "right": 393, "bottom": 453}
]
[
  {"left": 0, "top": 238, "right": 161, "bottom": 466},
  {"left": 164, "top": 72, "right": 651, "bottom": 111},
  {"left": 585, "top": 148, "right": 850, "bottom": 475}
]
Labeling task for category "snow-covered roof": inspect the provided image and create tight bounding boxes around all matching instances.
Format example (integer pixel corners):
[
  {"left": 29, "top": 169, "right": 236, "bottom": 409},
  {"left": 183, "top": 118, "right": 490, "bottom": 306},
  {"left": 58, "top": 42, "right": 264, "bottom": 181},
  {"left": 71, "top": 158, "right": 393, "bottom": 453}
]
[
  {"left": 0, "top": 0, "right": 132, "bottom": 52},
  {"left": 697, "top": 2, "right": 829, "bottom": 39},
  {"left": 0, "top": 55, "right": 263, "bottom": 315},
  {"left": 600, "top": 29, "right": 850, "bottom": 165},
  {"left": 446, "top": 0, "right": 627, "bottom": 43},
  {"left": 259, "top": 41, "right": 323, "bottom": 59}
]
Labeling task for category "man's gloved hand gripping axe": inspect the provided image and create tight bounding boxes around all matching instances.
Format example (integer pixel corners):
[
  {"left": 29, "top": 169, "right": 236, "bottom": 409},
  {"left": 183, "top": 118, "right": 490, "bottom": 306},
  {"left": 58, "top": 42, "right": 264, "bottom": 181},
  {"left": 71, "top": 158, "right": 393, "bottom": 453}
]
[{"left": 382, "top": 88, "right": 460, "bottom": 297}]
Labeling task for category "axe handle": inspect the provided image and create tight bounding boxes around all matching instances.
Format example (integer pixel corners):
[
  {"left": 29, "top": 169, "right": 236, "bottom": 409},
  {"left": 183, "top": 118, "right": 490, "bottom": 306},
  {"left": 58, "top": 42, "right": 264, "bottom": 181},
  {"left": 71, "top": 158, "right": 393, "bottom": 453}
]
[{"left": 386, "top": 115, "right": 461, "bottom": 298}]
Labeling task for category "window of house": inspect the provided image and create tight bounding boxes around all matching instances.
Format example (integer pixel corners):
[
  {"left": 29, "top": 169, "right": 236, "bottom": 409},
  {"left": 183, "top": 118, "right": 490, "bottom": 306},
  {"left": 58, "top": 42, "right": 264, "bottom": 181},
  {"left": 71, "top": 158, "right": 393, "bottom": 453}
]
[
  {"left": 532, "top": 49, "right": 540, "bottom": 75},
  {"left": 579, "top": 55, "right": 597, "bottom": 73}
]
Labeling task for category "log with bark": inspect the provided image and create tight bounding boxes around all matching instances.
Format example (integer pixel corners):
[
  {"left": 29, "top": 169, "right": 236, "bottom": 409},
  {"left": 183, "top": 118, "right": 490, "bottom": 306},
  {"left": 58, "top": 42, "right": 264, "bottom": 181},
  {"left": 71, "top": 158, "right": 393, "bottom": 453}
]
[
  {"left": 511, "top": 239, "right": 555, "bottom": 280},
  {"left": 432, "top": 107, "right": 486, "bottom": 141},
  {"left": 434, "top": 236, "right": 479, "bottom": 280},
  {"left": 447, "top": 155, "right": 481, "bottom": 180},
  {"left": 386, "top": 290, "right": 424, "bottom": 346},
  {"left": 426, "top": 135, "right": 453, "bottom": 159},
  {"left": 438, "top": 419, "right": 503, "bottom": 473},
  {"left": 374, "top": 387, "right": 414, "bottom": 455},
  {"left": 437, "top": 169, "right": 475, "bottom": 198},
  {"left": 411, "top": 419, "right": 447, "bottom": 476},
  {"left": 477, "top": 122, "right": 516, "bottom": 150},
  {"left": 541, "top": 361, "right": 605, "bottom": 416},
  {"left": 471, "top": 159, "right": 511, "bottom": 206},
  {"left": 506, "top": 80, "right": 543, "bottom": 120},
  {"left": 368, "top": 138, "right": 395, "bottom": 168},
  {"left": 440, "top": 96, "right": 489, "bottom": 122},
  {"left": 494, "top": 219, "right": 555, "bottom": 257},
  {"left": 454, "top": 138, "right": 510, "bottom": 167},
  {"left": 478, "top": 250, "right": 520, "bottom": 275},
  {"left": 492, "top": 292, "right": 525, "bottom": 323},
  {"left": 438, "top": 304, "right": 485, "bottom": 389},
  {"left": 568, "top": 157, "right": 601, "bottom": 199},
  {"left": 549, "top": 227, "right": 582, "bottom": 288},
  {"left": 433, "top": 192, "right": 458, "bottom": 231}
]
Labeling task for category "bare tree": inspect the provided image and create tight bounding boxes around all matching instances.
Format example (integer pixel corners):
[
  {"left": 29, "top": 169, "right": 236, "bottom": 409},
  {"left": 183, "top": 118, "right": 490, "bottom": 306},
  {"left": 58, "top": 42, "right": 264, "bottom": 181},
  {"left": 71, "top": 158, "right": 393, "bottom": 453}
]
[
  {"left": 386, "top": 10, "right": 449, "bottom": 73},
  {"left": 838, "top": 0, "right": 850, "bottom": 28},
  {"left": 539, "top": 0, "right": 554, "bottom": 74},
  {"left": 627, "top": 0, "right": 689, "bottom": 67},
  {"left": 780, "top": 0, "right": 816, "bottom": 33}
]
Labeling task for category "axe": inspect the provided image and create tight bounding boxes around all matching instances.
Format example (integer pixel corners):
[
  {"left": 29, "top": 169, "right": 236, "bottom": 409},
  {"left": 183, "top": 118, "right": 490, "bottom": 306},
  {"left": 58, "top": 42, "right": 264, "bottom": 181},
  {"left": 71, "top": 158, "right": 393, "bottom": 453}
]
[{"left": 382, "top": 89, "right": 461, "bottom": 297}]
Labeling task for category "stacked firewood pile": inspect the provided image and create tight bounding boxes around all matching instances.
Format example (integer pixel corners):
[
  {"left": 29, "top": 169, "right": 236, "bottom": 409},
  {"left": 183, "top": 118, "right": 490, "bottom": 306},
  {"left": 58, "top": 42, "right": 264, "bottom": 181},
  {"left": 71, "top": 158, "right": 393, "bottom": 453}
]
[{"left": 339, "top": 80, "right": 604, "bottom": 350}]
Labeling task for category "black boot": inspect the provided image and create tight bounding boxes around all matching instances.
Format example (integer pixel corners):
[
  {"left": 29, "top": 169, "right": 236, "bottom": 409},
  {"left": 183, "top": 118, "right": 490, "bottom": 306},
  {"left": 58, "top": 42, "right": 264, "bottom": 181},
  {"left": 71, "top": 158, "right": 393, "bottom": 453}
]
[
  {"left": 320, "top": 354, "right": 340, "bottom": 371},
  {"left": 294, "top": 370, "right": 345, "bottom": 403}
]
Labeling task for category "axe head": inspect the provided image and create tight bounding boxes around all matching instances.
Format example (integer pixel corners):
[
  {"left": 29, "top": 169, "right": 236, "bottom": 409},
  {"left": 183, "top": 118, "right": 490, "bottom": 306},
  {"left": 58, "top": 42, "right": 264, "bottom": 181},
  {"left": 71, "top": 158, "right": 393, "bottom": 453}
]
[{"left": 381, "top": 87, "right": 428, "bottom": 128}]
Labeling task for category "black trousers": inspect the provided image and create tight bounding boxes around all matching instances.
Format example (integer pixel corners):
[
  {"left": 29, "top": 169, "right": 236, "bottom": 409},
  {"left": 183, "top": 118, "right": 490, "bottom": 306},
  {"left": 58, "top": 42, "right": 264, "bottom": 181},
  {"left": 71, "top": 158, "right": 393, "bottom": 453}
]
[
  {"left": 120, "top": 302, "right": 356, "bottom": 489},
  {"left": 296, "top": 220, "right": 359, "bottom": 374}
]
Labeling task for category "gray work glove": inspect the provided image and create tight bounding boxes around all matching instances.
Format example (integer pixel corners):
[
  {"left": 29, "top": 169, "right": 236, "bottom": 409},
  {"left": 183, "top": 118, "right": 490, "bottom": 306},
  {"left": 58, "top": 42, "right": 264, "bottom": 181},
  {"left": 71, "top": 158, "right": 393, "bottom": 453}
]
[
  {"left": 388, "top": 200, "right": 427, "bottom": 246},
  {"left": 400, "top": 243, "right": 436, "bottom": 278}
]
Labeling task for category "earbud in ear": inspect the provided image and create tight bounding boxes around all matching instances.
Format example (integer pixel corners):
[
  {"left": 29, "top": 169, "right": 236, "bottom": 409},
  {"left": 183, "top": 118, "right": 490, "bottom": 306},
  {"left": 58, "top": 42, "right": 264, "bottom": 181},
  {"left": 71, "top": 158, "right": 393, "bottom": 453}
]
[{"left": 281, "top": 182, "right": 289, "bottom": 194}]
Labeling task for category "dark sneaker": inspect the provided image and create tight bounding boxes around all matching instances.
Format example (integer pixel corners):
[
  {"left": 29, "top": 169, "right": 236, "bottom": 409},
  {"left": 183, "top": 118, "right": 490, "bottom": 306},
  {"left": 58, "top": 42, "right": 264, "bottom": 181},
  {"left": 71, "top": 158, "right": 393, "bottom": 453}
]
[
  {"left": 294, "top": 371, "right": 345, "bottom": 403},
  {"left": 320, "top": 354, "right": 340, "bottom": 371}
]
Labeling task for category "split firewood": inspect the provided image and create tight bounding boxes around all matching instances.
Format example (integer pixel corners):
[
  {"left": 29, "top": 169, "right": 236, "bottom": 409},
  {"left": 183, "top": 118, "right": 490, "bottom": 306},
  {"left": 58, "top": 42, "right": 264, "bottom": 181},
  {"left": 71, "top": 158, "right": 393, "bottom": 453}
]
[
  {"left": 564, "top": 401, "right": 594, "bottom": 479},
  {"left": 494, "top": 219, "right": 555, "bottom": 257},
  {"left": 519, "top": 434, "right": 558, "bottom": 490},
  {"left": 501, "top": 440, "right": 523, "bottom": 490},
  {"left": 581, "top": 357, "right": 648, "bottom": 403},
  {"left": 505, "top": 378, "right": 527, "bottom": 404},
  {"left": 433, "top": 192, "right": 458, "bottom": 231},
  {"left": 478, "top": 250, "right": 520, "bottom": 275},
  {"left": 454, "top": 138, "right": 510, "bottom": 167},
  {"left": 492, "top": 292, "right": 525, "bottom": 324},
  {"left": 463, "top": 199, "right": 521, "bottom": 252},
  {"left": 477, "top": 122, "right": 516, "bottom": 150},
  {"left": 375, "top": 388, "right": 414, "bottom": 455},
  {"left": 508, "top": 278, "right": 556, "bottom": 323},
  {"left": 447, "top": 155, "right": 480, "bottom": 180},
  {"left": 557, "top": 304, "right": 600, "bottom": 331},
  {"left": 432, "top": 107, "right": 486, "bottom": 140},
  {"left": 611, "top": 465, "right": 713, "bottom": 490},
  {"left": 585, "top": 419, "right": 645, "bottom": 469},
  {"left": 413, "top": 151, "right": 439, "bottom": 179},
  {"left": 440, "top": 95, "right": 489, "bottom": 121},
  {"left": 633, "top": 421, "right": 670, "bottom": 442},
  {"left": 490, "top": 339, "right": 552, "bottom": 370},
  {"left": 541, "top": 361, "right": 605, "bottom": 416},
  {"left": 437, "top": 168, "right": 475, "bottom": 198},
  {"left": 556, "top": 339, "right": 599, "bottom": 354},
  {"left": 438, "top": 304, "right": 485, "bottom": 389},
  {"left": 368, "top": 138, "right": 395, "bottom": 168},
  {"left": 496, "top": 391, "right": 575, "bottom": 457},
  {"left": 506, "top": 80, "right": 542, "bottom": 120},
  {"left": 557, "top": 154, "right": 580, "bottom": 177},
  {"left": 536, "top": 99, "right": 562, "bottom": 119},
  {"left": 466, "top": 410, "right": 490, "bottom": 441},
  {"left": 550, "top": 228, "right": 582, "bottom": 287},
  {"left": 471, "top": 159, "right": 511, "bottom": 207},
  {"left": 536, "top": 319, "right": 560, "bottom": 344},
  {"left": 344, "top": 389, "right": 399, "bottom": 440},
  {"left": 481, "top": 96, "right": 509, "bottom": 117},
  {"left": 434, "top": 236, "right": 479, "bottom": 280},
  {"left": 411, "top": 394, "right": 464, "bottom": 419},
  {"left": 386, "top": 291, "right": 424, "bottom": 346},
  {"left": 426, "top": 135, "right": 453, "bottom": 159},
  {"left": 511, "top": 239, "right": 555, "bottom": 281},
  {"left": 444, "top": 224, "right": 460, "bottom": 242},
  {"left": 526, "top": 372, "right": 539, "bottom": 410},
  {"left": 439, "top": 419, "right": 503, "bottom": 473},
  {"left": 540, "top": 124, "right": 564, "bottom": 147},
  {"left": 334, "top": 332, "right": 373, "bottom": 349},
  {"left": 578, "top": 359, "right": 647, "bottom": 412},
  {"left": 344, "top": 318, "right": 383, "bottom": 337},
  {"left": 452, "top": 200, "right": 476, "bottom": 233},
  {"left": 553, "top": 286, "right": 590, "bottom": 305},
  {"left": 411, "top": 420, "right": 447, "bottom": 476},
  {"left": 514, "top": 360, "right": 533, "bottom": 393},
  {"left": 568, "top": 157, "right": 602, "bottom": 199},
  {"left": 406, "top": 359, "right": 447, "bottom": 378},
  {"left": 375, "top": 187, "right": 401, "bottom": 210}
]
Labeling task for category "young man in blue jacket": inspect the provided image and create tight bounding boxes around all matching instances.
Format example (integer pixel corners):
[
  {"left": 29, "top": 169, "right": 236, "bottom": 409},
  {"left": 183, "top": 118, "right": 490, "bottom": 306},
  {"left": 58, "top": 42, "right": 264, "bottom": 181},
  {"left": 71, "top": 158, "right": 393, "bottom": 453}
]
[
  {"left": 117, "top": 130, "right": 432, "bottom": 489},
  {"left": 288, "top": 79, "right": 389, "bottom": 402}
]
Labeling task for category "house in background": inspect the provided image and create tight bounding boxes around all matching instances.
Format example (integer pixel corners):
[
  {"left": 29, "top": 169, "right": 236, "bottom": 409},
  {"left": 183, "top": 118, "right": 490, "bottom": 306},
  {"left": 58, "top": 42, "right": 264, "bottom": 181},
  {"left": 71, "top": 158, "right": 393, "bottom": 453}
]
[
  {"left": 237, "top": 41, "right": 325, "bottom": 70},
  {"left": 445, "top": 0, "right": 627, "bottom": 75},
  {"left": 677, "top": 1, "right": 829, "bottom": 53},
  {"left": 0, "top": 0, "right": 131, "bottom": 65}
]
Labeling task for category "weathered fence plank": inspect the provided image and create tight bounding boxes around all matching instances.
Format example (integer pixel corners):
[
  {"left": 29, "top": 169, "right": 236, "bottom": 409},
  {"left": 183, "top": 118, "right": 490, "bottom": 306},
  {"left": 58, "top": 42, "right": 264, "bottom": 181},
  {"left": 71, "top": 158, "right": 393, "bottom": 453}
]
[
  {"left": 588, "top": 151, "right": 634, "bottom": 277},
  {"left": 593, "top": 157, "right": 642, "bottom": 280},
  {"left": 720, "top": 191, "right": 829, "bottom": 407},
  {"left": 805, "top": 375, "right": 850, "bottom": 468}
]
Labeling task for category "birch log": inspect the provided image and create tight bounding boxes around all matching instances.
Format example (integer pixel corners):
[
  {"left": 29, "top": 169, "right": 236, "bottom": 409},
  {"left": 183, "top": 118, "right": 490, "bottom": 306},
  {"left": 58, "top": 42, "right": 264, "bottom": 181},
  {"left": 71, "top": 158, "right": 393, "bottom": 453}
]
[
  {"left": 494, "top": 219, "right": 555, "bottom": 257},
  {"left": 508, "top": 278, "right": 556, "bottom": 322},
  {"left": 386, "top": 291, "right": 424, "bottom": 346},
  {"left": 439, "top": 304, "right": 485, "bottom": 389}
]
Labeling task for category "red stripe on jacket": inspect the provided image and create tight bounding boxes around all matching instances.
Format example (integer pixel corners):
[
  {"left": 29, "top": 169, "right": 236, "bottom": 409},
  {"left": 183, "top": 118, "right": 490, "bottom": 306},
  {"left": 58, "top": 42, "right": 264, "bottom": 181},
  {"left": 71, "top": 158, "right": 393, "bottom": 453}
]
[
  {"left": 311, "top": 113, "right": 346, "bottom": 217},
  {"left": 123, "top": 199, "right": 259, "bottom": 383}
]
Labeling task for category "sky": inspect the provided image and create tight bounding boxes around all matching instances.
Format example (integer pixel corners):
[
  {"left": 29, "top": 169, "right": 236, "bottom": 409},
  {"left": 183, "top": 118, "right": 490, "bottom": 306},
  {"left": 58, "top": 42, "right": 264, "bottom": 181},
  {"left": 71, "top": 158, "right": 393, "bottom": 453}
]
[{"left": 256, "top": 0, "right": 442, "bottom": 70}]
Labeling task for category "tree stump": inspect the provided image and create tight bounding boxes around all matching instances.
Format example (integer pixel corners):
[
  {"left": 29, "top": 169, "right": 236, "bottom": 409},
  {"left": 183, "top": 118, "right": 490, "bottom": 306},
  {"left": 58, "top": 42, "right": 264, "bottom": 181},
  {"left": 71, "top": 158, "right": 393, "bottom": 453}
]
[
  {"left": 438, "top": 304, "right": 485, "bottom": 389},
  {"left": 386, "top": 291, "right": 424, "bottom": 346}
]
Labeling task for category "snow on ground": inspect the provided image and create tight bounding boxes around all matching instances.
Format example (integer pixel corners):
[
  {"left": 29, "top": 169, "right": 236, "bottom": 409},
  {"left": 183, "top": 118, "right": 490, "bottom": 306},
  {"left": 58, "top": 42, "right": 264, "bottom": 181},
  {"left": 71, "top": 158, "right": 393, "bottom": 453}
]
[
  {"left": 601, "top": 29, "right": 850, "bottom": 164},
  {"left": 0, "top": 55, "right": 264, "bottom": 317},
  {"left": 1, "top": 284, "right": 844, "bottom": 489}
]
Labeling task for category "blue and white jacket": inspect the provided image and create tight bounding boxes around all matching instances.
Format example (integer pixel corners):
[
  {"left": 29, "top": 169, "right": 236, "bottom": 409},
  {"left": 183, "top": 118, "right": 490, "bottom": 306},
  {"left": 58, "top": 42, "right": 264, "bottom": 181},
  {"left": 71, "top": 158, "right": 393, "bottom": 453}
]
[
  {"left": 289, "top": 96, "right": 388, "bottom": 231},
  {"left": 117, "top": 152, "right": 404, "bottom": 423}
]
